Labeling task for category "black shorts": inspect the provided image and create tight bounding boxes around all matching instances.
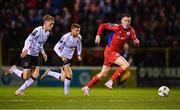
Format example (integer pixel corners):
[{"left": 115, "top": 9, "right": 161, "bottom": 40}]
[
  {"left": 59, "top": 58, "right": 71, "bottom": 67},
  {"left": 21, "top": 55, "right": 40, "bottom": 69}
]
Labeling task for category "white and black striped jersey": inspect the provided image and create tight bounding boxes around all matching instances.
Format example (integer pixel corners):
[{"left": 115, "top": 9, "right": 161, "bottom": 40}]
[
  {"left": 22, "top": 26, "right": 49, "bottom": 56},
  {"left": 54, "top": 32, "right": 82, "bottom": 59}
]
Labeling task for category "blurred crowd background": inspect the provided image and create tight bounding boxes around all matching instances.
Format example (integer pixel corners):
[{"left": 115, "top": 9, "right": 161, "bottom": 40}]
[{"left": 0, "top": 0, "right": 180, "bottom": 67}]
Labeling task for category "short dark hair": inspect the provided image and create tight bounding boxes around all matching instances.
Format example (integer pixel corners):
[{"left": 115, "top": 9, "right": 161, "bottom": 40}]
[
  {"left": 121, "top": 13, "right": 131, "bottom": 19},
  {"left": 71, "top": 23, "right": 81, "bottom": 29},
  {"left": 43, "top": 15, "right": 55, "bottom": 21}
]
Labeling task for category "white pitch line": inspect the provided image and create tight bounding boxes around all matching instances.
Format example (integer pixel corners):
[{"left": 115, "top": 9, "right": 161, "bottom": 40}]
[
  {"left": 107, "top": 98, "right": 168, "bottom": 102},
  {"left": 0, "top": 99, "right": 47, "bottom": 102}
]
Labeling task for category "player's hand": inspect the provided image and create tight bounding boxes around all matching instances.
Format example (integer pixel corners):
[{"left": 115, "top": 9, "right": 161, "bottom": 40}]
[
  {"left": 20, "top": 49, "right": 28, "bottom": 58},
  {"left": 133, "top": 39, "right": 140, "bottom": 47},
  {"left": 42, "top": 52, "right": 48, "bottom": 62},
  {"left": 77, "top": 56, "right": 82, "bottom": 62},
  {"left": 61, "top": 56, "right": 68, "bottom": 63},
  {"left": 95, "top": 35, "right": 101, "bottom": 45}
]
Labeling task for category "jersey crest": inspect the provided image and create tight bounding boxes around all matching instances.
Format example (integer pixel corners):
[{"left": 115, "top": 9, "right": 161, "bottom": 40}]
[
  {"left": 126, "top": 31, "right": 130, "bottom": 36},
  {"left": 31, "top": 30, "right": 38, "bottom": 36}
]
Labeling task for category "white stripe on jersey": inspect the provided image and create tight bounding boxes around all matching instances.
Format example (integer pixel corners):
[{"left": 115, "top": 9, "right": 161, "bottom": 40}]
[
  {"left": 22, "top": 26, "right": 49, "bottom": 56},
  {"left": 54, "top": 32, "right": 82, "bottom": 59}
]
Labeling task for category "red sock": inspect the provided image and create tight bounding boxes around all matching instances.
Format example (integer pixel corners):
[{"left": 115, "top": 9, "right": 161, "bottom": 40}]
[
  {"left": 87, "top": 75, "right": 100, "bottom": 88},
  {"left": 110, "top": 67, "right": 124, "bottom": 81}
]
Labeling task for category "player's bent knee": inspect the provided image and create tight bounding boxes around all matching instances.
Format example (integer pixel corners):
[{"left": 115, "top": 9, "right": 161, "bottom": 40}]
[
  {"left": 22, "top": 75, "right": 29, "bottom": 80},
  {"left": 122, "top": 63, "right": 130, "bottom": 70},
  {"left": 66, "top": 72, "right": 72, "bottom": 78},
  {"left": 126, "top": 63, "right": 130, "bottom": 69},
  {"left": 32, "top": 74, "right": 39, "bottom": 79}
]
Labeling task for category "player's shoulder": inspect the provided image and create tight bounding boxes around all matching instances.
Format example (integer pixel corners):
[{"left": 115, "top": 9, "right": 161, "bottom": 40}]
[
  {"left": 34, "top": 26, "right": 42, "bottom": 31},
  {"left": 108, "top": 23, "right": 120, "bottom": 26},
  {"left": 60, "top": 32, "right": 70, "bottom": 40},
  {"left": 129, "top": 26, "right": 135, "bottom": 31},
  {"left": 30, "top": 26, "right": 42, "bottom": 36},
  {"left": 63, "top": 32, "right": 71, "bottom": 37}
]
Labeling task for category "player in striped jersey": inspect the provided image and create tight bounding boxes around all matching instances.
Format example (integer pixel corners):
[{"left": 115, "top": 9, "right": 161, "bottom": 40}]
[
  {"left": 41, "top": 23, "right": 82, "bottom": 96},
  {"left": 5, "top": 15, "right": 55, "bottom": 96}
]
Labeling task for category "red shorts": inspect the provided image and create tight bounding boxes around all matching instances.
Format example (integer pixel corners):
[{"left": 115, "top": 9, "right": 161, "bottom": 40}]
[{"left": 103, "top": 47, "right": 120, "bottom": 66}]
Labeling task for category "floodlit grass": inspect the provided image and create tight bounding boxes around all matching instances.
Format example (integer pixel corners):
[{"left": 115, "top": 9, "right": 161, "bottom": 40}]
[{"left": 0, "top": 87, "right": 180, "bottom": 109}]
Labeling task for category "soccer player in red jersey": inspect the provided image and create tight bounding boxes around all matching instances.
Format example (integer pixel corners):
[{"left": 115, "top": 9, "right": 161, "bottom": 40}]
[{"left": 82, "top": 13, "right": 140, "bottom": 96}]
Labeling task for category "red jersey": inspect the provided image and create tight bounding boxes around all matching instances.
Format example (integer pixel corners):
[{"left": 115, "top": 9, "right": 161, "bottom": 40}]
[{"left": 97, "top": 23, "right": 137, "bottom": 52}]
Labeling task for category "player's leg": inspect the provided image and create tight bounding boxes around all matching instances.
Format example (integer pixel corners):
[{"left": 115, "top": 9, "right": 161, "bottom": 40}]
[
  {"left": 63, "top": 65, "right": 72, "bottom": 96},
  {"left": 82, "top": 65, "right": 111, "bottom": 96},
  {"left": 20, "top": 55, "right": 32, "bottom": 80},
  {"left": 14, "top": 58, "right": 32, "bottom": 96},
  {"left": 87, "top": 65, "right": 110, "bottom": 88},
  {"left": 118, "top": 69, "right": 131, "bottom": 87},
  {"left": 82, "top": 48, "right": 111, "bottom": 96},
  {"left": 105, "top": 56, "right": 129, "bottom": 89},
  {"left": 15, "top": 56, "right": 39, "bottom": 96},
  {"left": 4, "top": 65, "right": 31, "bottom": 80},
  {"left": 4, "top": 65, "right": 20, "bottom": 77},
  {"left": 121, "top": 69, "right": 131, "bottom": 81},
  {"left": 86, "top": 47, "right": 112, "bottom": 89},
  {"left": 41, "top": 67, "right": 65, "bottom": 81},
  {"left": 15, "top": 67, "right": 39, "bottom": 96},
  {"left": 4, "top": 55, "right": 32, "bottom": 80}
]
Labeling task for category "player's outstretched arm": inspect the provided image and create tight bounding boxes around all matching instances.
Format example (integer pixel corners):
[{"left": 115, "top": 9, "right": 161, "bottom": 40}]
[
  {"left": 133, "top": 39, "right": 140, "bottom": 47},
  {"left": 95, "top": 35, "right": 101, "bottom": 44},
  {"left": 20, "top": 49, "right": 28, "bottom": 58},
  {"left": 76, "top": 36, "right": 82, "bottom": 60},
  {"left": 96, "top": 23, "right": 119, "bottom": 45},
  {"left": 97, "top": 23, "right": 119, "bottom": 36},
  {"left": 77, "top": 55, "right": 82, "bottom": 62},
  {"left": 41, "top": 52, "right": 47, "bottom": 62},
  {"left": 130, "top": 28, "right": 140, "bottom": 47}
]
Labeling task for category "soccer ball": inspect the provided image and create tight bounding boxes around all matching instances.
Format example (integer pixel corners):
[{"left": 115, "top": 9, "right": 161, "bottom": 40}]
[{"left": 158, "top": 86, "right": 170, "bottom": 97}]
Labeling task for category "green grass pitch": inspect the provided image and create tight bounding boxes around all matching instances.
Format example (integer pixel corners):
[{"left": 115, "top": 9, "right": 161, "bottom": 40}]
[{"left": 0, "top": 87, "right": 180, "bottom": 109}]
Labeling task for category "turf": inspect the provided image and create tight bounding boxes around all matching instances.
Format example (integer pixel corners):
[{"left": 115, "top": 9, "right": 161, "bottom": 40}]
[{"left": 0, "top": 87, "right": 180, "bottom": 109}]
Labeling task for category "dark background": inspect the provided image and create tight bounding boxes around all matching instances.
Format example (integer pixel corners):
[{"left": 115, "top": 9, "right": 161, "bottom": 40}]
[{"left": 0, "top": 0, "right": 180, "bottom": 67}]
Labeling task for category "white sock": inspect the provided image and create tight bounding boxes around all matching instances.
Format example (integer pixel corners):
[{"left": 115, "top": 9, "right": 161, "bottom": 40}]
[
  {"left": 16, "top": 77, "right": 34, "bottom": 93},
  {"left": 12, "top": 68, "right": 22, "bottom": 78},
  {"left": 64, "top": 78, "right": 71, "bottom": 95},
  {"left": 48, "top": 70, "right": 61, "bottom": 80},
  {"left": 85, "top": 86, "right": 90, "bottom": 90}
]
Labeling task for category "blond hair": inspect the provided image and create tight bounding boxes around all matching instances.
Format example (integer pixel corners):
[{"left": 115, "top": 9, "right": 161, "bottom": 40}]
[{"left": 43, "top": 15, "right": 55, "bottom": 21}]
